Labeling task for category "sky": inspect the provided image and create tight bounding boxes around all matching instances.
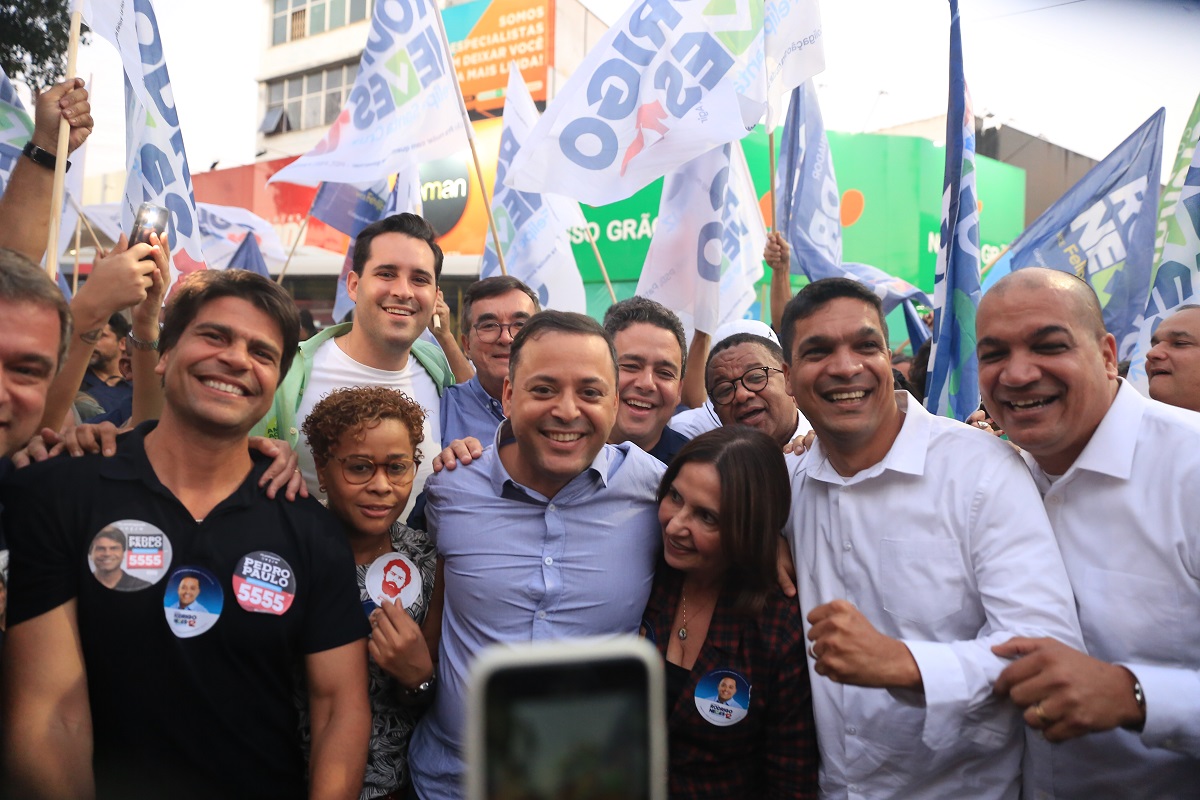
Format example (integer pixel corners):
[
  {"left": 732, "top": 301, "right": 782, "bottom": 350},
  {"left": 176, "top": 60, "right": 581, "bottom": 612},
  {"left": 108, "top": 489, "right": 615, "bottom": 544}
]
[{"left": 35, "top": 0, "right": 1200, "bottom": 189}]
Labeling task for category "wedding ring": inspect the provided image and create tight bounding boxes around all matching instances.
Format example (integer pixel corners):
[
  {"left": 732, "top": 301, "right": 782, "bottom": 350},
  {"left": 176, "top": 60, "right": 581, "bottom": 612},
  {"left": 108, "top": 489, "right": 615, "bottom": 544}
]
[{"left": 1033, "top": 702, "right": 1051, "bottom": 726}]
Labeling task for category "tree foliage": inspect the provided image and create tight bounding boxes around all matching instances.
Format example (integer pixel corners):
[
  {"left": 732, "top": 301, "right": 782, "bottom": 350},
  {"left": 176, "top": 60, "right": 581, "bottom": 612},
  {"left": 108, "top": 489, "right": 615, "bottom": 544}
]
[{"left": 0, "top": 0, "right": 89, "bottom": 90}]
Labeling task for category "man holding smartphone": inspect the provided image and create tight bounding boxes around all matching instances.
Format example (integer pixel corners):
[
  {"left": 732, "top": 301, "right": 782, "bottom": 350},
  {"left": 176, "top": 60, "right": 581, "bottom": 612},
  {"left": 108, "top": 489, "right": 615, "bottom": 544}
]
[{"left": 409, "top": 311, "right": 666, "bottom": 800}]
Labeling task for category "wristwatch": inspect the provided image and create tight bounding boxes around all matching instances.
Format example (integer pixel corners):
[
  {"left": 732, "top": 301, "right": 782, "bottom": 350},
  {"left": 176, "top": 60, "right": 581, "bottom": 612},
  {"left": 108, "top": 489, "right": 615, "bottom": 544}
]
[
  {"left": 23, "top": 141, "right": 71, "bottom": 172},
  {"left": 126, "top": 330, "right": 160, "bottom": 352}
]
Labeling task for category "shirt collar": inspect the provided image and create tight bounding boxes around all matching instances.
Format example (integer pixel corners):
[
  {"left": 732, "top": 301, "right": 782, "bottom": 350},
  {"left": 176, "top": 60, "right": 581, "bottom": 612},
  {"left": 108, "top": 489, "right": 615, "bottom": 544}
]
[
  {"left": 1056, "top": 378, "right": 1140, "bottom": 481},
  {"left": 806, "top": 391, "right": 927, "bottom": 484},
  {"left": 467, "top": 374, "right": 505, "bottom": 414},
  {"left": 487, "top": 419, "right": 612, "bottom": 499}
]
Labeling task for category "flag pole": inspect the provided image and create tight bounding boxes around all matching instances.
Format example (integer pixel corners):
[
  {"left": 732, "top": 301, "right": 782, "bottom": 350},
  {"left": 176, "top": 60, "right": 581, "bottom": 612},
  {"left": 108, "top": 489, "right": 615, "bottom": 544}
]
[
  {"left": 276, "top": 214, "right": 309, "bottom": 284},
  {"left": 71, "top": 216, "right": 82, "bottom": 294},
  {"left": 582, "top": 221, "right": 616, "bottom": 303},
  {"left": 429, "top": 4, "right": 507, "bottom": 276},
  {"left": 45, "top": 10, "right": 83, "bottom": 279},
  {"left": 66, "top": 194, "right": 102, "bottom": 251},
  {"left": 767, "top": 131, "right": 777, "bottom": 232}
]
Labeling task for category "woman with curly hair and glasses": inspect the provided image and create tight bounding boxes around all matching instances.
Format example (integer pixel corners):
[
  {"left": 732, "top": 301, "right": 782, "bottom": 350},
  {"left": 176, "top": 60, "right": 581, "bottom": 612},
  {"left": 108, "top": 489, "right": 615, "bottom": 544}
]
[{"left": 301, "top": 386, "right": 441, "bottom": 800}]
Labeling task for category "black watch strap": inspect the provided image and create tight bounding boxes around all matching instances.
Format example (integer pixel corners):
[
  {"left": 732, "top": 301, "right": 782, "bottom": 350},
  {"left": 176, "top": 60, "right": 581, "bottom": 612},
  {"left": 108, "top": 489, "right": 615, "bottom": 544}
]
[{"left": 22, "top": 141, "right": 70, "bottom": 172}]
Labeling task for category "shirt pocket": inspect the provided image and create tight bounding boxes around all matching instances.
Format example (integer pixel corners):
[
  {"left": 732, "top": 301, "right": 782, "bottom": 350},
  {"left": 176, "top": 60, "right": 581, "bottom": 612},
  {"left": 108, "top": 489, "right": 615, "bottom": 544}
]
[
  {"left": 1075, "top": 567, "right": 1189, "bottom": 665},
  {"left": 880, "top": 538, "right": 967, "bottom": 625}
]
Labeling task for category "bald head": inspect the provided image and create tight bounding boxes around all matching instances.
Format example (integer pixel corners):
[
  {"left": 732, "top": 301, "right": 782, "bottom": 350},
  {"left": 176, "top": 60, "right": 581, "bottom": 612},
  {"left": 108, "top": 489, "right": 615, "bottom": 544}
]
[
  {"left": 982, "top": 268, "right": 1107, "bottom": 340},
  {"left": 976, "top": 267, "right": 1119, "bottom": 474}
]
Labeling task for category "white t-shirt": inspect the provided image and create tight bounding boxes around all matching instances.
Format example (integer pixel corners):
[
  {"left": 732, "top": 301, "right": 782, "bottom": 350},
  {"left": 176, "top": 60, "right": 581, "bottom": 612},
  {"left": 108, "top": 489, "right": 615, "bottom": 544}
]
[{"left": 295, "top": 337, "right": 441, "bottom": 519}]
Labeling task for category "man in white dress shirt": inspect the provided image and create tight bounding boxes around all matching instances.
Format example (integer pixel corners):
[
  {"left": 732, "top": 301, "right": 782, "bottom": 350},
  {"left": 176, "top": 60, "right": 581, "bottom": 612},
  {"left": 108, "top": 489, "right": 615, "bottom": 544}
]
[
  {"left": 978, "top": 268, "right": 1200, "bottom": 799},
  {"left": 778, "top": 277, "right": 1082, "bottom": 799}
]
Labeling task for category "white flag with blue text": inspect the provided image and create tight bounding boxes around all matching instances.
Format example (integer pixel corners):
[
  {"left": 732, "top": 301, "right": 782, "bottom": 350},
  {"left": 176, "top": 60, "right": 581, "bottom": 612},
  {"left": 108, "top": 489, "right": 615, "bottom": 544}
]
[
  {"left": 507, "top": 0, "right": 824, "bottom": 206},
  {"left": 196, "top": 204, "right": 288, "bottom": 271},
  {"left": 75, "top": 0, "right": 209, "bottom": 278},
  {"left": 269, "top": 0, "right": 465, "bottom": 187},
  {"left": 483, "top": 66, "right": 586, "bottom": 313},
  {"left": 716, "top": 141, "right": 766, "bottom": 328}
]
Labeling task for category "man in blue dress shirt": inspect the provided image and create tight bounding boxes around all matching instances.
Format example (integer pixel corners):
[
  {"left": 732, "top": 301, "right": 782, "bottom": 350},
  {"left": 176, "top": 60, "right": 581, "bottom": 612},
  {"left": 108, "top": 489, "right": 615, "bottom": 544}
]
[{"left": 410, "top": 311, "right": 666, "bottom": 800}]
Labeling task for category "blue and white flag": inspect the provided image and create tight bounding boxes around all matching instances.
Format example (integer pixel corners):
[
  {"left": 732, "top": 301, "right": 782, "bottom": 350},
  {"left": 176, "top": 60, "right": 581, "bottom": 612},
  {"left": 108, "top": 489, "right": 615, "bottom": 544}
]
[
  {"left": 982, "top": 109, "right": 1164, "bottom": 359},
  {"left": 227, "top": 231, "right": 270, "bottom": 278},
  {"left": 507, "top": 0, "right": 825, "bottom": 205},
  {"left": 903, "top": 299, "right": 931, "bottom": 349},
  {"left": 776, "top": 81, "right": 841, "bottom": 276},
  {"left": 0, "top": 69, "right": 34, "bottom": 199},
  {"left": 75, "top": 0, "right": 208, "bottom": 278},
  {"left": 841, "top": 262, "right": 930, "bottom": 315},
  {"left": 637, "top": 144, "right": 731, "bottom": 335},
  {"left": 1124, "top": 102, "right": 1200, "bottom": 391},
  {"left": 311, "top": 180, "right": 392, "bottom": 239},
  {"left": 196, "top": 203, "right": 287, "bottom": 271},
  {"left": 639, "top": 142, "right": 764, "bottom": 337},
  {"left": 269, "top": 0, "right": 465, "bottom": 187},
  {"left": 483, "top": 65, "right": 586, "bottom": 313},
  {"left": 926, "top": 0, "right": 981, "bottom": 421},
  {"left": 332, "top": 167, "right": 423, "bottom": 322}
]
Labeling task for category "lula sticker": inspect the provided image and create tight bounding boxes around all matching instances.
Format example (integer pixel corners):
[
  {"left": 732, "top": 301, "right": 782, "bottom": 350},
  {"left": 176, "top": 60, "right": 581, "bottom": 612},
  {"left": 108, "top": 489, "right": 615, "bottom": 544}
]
[
  {"left": 364, "top": 552, "right": 421, "bottom": 610},
  {"left": 232, "top": 551, "right": 296, "bottom": 615},
  {"left": 163, "top": 567, "right": 223, "bottom": 638},
  {"left": 694, "top": 669, "right": 751, "bottom": 727},
  {"left": 89, "top": 520, "right": 173, "bottom": 591}
]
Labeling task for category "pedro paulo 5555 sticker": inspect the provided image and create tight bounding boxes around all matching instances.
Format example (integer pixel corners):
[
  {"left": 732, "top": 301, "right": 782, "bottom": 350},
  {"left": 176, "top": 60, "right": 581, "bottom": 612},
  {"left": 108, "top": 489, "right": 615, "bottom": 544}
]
[
  {"left": 232, "top": 551, "right": 296, "bottom": 615},
  {"left": 88, "top": 520, "right": 173, "bottom": 591}
]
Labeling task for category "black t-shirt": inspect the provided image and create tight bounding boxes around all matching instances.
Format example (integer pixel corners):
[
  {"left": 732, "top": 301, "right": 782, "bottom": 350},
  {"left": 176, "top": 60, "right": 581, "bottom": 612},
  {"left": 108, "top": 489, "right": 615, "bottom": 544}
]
[{"left": 1, "top": 423, "right": 369, "bottom": 800}]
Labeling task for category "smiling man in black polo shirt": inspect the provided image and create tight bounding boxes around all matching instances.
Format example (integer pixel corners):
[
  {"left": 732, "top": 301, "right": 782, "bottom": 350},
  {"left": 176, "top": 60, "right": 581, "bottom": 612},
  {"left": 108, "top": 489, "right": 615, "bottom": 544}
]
[{"left": 1, "top": 270, "right": 370, "bottom": 799}]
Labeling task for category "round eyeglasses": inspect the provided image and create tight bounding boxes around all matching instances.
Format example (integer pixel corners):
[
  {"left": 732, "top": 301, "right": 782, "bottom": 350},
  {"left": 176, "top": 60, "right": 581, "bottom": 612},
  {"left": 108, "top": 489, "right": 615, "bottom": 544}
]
[
  {"left": 472, "top": 320, "right": 527, "bottom": 343},
  {"left": 709, "top": 366, "right": 784, "bottom": 405},
  {"left": 335, "top": 456, "right": 421, "bottom": 486}
]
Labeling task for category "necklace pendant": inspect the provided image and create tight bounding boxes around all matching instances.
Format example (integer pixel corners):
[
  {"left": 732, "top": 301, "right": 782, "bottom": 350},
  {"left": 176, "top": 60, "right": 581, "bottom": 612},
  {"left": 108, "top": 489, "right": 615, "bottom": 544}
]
[{"left": 677, "top": 627, "right": 688, "bottom": 641}]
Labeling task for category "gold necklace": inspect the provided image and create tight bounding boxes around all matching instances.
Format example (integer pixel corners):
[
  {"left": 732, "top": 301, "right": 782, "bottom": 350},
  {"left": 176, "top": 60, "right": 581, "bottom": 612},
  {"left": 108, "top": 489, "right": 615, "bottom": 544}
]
[{"left": 677, "top": 591, "right": 689, "bottom": 641}]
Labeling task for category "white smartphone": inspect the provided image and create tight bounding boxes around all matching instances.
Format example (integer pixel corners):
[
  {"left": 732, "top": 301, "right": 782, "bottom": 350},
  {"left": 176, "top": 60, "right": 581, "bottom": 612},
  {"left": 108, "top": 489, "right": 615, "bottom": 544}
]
[{"left": 465, "top": 637, "right": 667, "bottom": 800}]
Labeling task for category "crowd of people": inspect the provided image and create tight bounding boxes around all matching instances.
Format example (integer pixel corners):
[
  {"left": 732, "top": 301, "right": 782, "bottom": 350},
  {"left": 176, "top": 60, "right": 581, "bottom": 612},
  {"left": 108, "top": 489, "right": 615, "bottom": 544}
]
[{"left": 0, "top": 79, "right": 1197, "bottom": 800}]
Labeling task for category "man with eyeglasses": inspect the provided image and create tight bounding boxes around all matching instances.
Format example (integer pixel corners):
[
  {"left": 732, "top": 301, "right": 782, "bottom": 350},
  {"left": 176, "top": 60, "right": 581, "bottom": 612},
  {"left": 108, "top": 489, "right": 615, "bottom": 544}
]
[
  {"left": 705, "top": 333, "right": 809, "bottom": 448},
  {"left": 253, "top": 214, "right": 455, "bottom": 519},
  {"left": 440, "top": 276, "right": 540, "bottom": 446}
]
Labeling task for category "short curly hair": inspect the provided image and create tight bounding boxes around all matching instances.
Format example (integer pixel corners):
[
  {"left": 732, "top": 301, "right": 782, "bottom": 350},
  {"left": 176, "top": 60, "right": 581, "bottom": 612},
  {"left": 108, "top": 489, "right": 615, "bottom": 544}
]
[{"left": 301, "top": 387, "right": 426, "bottom": 467}]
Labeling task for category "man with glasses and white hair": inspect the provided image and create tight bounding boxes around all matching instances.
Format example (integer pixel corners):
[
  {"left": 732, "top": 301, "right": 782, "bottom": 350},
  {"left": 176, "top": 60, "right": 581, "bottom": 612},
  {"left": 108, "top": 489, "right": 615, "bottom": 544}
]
[{"left": 440, "top": 276, "right": 540, "bottom": 446}]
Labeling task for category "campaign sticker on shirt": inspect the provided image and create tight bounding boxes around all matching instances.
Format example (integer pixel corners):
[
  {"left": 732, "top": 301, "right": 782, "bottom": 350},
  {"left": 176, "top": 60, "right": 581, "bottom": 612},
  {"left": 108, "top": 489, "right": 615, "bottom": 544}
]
[
  {"left": 694, "top": 669, "right": 751, "bottom": 727},
  {"left": 232, "top": 551, "right": 296, "bottom": 615},
  {"left": 88, "top": 520, "right": 173, "bottom": 592},
  {"left": 163, "top": 567, "right": 223, "bottom": 638},
  {"left": 364, "top": 552, "right": 422, "bottom": 611}
]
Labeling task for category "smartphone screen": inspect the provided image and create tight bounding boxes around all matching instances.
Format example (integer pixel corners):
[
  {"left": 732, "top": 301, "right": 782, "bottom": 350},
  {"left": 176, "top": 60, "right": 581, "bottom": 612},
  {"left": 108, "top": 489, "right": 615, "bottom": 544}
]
[
  {"left": 129, "top": 203, "right": 169, "bottom": 246},
  {"left": 482, "top": 656, "right": 655, "bottom": 800}
]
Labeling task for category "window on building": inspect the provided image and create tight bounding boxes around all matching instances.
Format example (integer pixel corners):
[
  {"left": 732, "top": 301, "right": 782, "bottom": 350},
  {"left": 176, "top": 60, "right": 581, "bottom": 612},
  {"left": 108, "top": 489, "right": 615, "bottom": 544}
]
[
  {"left": 262, "top": 63, "right": 357, "bottom": 136},
  {"left": 271, "top": 0, "right": 371, "bottom": 46}
]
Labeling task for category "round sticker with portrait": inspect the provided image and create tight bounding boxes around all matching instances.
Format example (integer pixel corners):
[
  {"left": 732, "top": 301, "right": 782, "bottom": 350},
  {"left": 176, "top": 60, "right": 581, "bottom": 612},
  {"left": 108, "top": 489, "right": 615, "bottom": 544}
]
[
  {"left": 232, "top": 550, "right": 296, "bottom": 615},
  {"left": 364, "top": 552, "right": 422, "bottom": 611},
  {"left": 694, "top": 669, "right": 751, "bottom": 727},
  {"left": 88, "top": 520, "right": 173, "bottom": 591},
  {"left": 163, "top": 567, "right": 223, "bottom": 638}
]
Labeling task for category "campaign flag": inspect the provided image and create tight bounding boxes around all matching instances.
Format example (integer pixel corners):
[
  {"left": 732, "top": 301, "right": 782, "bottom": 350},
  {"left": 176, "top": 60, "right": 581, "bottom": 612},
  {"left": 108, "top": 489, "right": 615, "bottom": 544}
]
[
  {"left": 483, "top": 66, "right": 586, "bottom": 313},
  {"left": 903, "top": 299, "right": 931, "bottom": 350},
  {"left": 776, "top": 80, "right": 840, "bottom": 277},
  {"left": 75, "top": 0, "right": 208, "bottom": 279},
  {"left": 716, "top": 140, "right": 767, "bottom": 329},
  {"left": 0, "top": 69, "right": 34, "bottom": 199},
  {"left": 195, "top": 203, "right": 287, "bottom": 271},
  {"left": 762, "top": 1, "right": 827, "bottom": 131},
  {"left": 981, "top": 109, "right": 1164, "bottom": 360},
  {"left": 227, "top": 231, "right": 270, "bottom": 278},
  {"left": 840, "top": 261, "right": 931, "bottom": 314},
  {"left": 507, "top": 0, "right": 825, "bottom": 205},
  {"left": 311, "top": 180, "right": 392, "bottom": 239},
  {"left": 1153, "top": 92, "right": 1200, "bottom": 274},
  {"left": 925, "top": 0, "right": 981, "bottom": 421},
  {"left": 1124, "top": 107, "right": 1200, "bottom": 390},
  {"left": 332, "top": 167, "right": 423, "bottom": 322},
  {"left": 269, "top": 0, "right": 465, "bottom": 187}
]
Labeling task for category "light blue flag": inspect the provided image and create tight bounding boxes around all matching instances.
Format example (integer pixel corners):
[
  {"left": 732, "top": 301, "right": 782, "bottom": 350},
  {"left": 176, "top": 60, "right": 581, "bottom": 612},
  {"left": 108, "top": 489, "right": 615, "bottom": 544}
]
[
  {"left": 776, "top": 81, "right": 842, "bottom": 277},
  {"left": 840, "top": 261, "right": 931, "bottom": 315},
  {"left": 903, "top": 300, "right": 931, "bottom": 350},
  {"left": 926, "top": 0, "right": 981, "bottom": 421},
  {"left": 227, "top": 233, "right": 270, "bottom": 278},
  {"left": 0, "top": 69, "right": 34, "bottom": 199},
  {"left": 311, "top": 180, "right": 391, "bottom": 239},
  {"left": 981, "top": 109, "right": 1164, "bottom": 359},
  {"left": 483, "top": 66, "right": 586, "bottom": 313}
]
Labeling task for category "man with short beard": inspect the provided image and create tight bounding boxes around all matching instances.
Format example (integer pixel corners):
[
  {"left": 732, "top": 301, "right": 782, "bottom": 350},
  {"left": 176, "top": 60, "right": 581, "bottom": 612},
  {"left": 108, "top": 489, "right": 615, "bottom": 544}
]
[{"left": 705, "top": 333, "right": 809, "bottom": 448}]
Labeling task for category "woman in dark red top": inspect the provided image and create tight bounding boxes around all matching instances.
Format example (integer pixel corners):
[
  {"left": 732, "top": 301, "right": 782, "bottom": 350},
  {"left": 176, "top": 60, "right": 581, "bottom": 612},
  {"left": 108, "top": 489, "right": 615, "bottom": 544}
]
[{"left": 641, "top": 426, "right": 819, "bottom": 799}]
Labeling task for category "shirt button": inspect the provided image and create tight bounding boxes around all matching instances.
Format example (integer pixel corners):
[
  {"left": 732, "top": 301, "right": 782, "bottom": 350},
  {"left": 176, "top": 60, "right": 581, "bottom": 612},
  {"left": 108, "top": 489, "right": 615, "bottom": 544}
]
[
  {"left": 846, "top": 725, "right": 857, "bottom": 735},
  {"left": 548, "top": 503, "right": 556, "bottom": 511},
  {"left": 537, "top": 610, "right": 547, "bottom": 620},
  {"left": 843, "top": 541, "right": 853, "bottom": 551},
  {"left": 544, "top": 556, "right": 553, "bottom": 566},
  {"left": 288, "top": 427, "right": 298, "bottom": 437}
]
